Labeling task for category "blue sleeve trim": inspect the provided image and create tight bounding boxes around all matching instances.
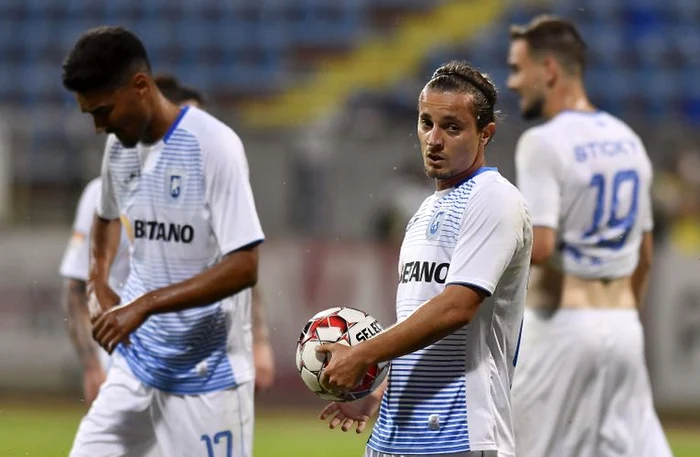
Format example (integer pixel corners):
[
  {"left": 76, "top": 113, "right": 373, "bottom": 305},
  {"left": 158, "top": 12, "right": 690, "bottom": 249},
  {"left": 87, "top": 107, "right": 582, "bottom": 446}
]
[{"left": 446, "top": 281, "right": 492, "bottom": 297}]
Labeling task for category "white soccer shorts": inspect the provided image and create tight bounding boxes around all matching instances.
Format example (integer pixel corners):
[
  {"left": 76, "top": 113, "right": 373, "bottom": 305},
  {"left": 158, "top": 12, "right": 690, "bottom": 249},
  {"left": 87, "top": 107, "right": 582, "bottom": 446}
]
[
  {"left": 512, "top": 308, "right": 673, "bottom": 457},
  {"left": 69, "top": 352, "right": 253, "bottom": 457}
]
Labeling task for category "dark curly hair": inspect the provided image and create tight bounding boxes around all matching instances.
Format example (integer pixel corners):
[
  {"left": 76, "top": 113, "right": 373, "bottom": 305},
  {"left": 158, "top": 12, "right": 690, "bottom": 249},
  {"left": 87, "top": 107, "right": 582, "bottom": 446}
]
[{"left": 62, "top": 25, "right": 151, "bottom": 93}]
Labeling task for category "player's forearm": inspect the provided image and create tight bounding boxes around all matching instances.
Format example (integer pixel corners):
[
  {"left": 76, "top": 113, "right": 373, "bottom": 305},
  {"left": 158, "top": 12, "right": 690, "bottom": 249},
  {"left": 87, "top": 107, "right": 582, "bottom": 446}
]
[
  {"left": 356, "top": 285, "right": 483, "bottom": 365},
  {"left": 62, "top": 278, "right": 101, "bottom": 370},
  {"left": 89, "top": 216, "right": 121, "bottom": 285},
  {"left": 251, "top": 285, "right": 270, "bottom": 343},
  {"left": 139, "top": 246, "right": 258, "bottom": 315}
]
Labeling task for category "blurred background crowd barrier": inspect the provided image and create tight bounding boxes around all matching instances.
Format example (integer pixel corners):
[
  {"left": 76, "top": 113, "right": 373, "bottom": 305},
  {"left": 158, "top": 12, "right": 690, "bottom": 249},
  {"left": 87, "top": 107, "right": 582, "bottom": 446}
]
[{"left": 0, "top": 0, "right": 699, "bottom": 416}]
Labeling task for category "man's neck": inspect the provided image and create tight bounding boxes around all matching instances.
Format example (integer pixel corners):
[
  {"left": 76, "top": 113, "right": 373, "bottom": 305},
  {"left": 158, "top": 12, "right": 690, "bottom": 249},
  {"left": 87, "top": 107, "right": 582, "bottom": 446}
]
[
  {"left": 544, "top": 80, "right": 595, "bottom": 120},
  {"left": 142, "top": 94, "right": 182, "bottom": 145},
  {"left": 436, "top": 155, "right": 485, "bottom": 191}
]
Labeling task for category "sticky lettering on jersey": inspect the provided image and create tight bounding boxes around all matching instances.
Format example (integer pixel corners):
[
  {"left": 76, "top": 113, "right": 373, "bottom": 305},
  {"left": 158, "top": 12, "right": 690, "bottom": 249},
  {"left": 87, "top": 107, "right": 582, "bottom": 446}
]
[{"left": 573, "top": 139, "right": 638, "bottom": 163}]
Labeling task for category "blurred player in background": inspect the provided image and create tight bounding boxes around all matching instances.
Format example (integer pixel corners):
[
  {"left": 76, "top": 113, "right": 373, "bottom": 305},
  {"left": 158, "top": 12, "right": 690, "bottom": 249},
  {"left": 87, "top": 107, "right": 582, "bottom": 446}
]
[
  {"left": 59, "top": 75, "right": 275, "bottom": 409},
  {"left": 317, "top": 61, "right": 532, "bottom": 457},
  {"left": 59, "top": 176, "right": 129, "bottom": 405},
  {"left": 507, "top": 15, "right": 673, "bottom": 457},
  {"left": 62, "top": 26, "right": 264, "bottom": 457}
]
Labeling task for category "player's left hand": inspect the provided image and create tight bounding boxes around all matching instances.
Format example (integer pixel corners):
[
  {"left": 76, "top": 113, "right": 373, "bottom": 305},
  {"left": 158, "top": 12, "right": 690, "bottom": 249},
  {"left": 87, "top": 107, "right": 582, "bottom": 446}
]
[
  {"left": 92, "top": 300, "right": 148, "bottom": 354},
  {"left": 253, "top": 341, "right": 275, "bottom": 393},
  {"left": 316, "top": 343, "right": 369, "bottom": 393}
]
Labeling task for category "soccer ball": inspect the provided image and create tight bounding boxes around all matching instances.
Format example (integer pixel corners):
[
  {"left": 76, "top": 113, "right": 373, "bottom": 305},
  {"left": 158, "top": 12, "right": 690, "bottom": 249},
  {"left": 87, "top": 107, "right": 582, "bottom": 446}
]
[{"left": 295, "top": 307, "right": 390, "bottom": 402}]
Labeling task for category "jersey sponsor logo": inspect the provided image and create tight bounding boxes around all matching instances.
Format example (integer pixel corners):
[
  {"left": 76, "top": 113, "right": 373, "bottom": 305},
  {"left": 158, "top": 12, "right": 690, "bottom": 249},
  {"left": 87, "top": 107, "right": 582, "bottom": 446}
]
[
  {"left": 133, "top": 219, "right": 194, "bottom": 243},
  {"left": 399, "top": 261, "right": 450, "bottom": 284},
  {"left": 355, "top": 319, "right": 383, "bottom": 342},
  {"left": 426, "top": 210, "right": 446, "bottom": 240}
]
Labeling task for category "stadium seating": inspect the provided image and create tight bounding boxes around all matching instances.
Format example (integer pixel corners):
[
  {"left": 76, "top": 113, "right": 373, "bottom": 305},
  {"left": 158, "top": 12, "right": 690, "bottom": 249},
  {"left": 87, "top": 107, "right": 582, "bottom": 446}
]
[
  {"left": 2, "top": 0, "right": 696, "bottom": 123},
  {"left": 3, "top": 0, "right": 700, "bottom": 186}
]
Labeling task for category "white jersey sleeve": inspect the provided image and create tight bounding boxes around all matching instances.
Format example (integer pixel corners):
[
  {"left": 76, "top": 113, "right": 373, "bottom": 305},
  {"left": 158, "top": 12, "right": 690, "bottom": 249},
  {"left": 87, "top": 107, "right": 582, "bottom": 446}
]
[
  {"left": 59, "top": 178, "right": 102, "bottom": 281},
  {"left": 446, "top": 182, "right": 530, "bottom": 295},
  {"left": 515, "top": 130, "right": 565, "bottom": 229},
  {"left": 201, "top": 128, "right": 264, "bottom": 254},
  {"left": 97, "top": 135, "right": 120, "bottom": 220}
]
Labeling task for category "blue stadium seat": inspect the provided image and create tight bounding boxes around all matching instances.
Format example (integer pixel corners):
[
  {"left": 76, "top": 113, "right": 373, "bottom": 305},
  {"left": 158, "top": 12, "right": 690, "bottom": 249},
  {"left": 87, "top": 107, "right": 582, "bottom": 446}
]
[
  {"left": 667, "top": 0, "right": 700, "bottom": 20},
  {"left": 0, "top": 64, "right": 13, "bottom": 99},
  {"left": 290, "top": 0, "right": 362, "bottom": 47},
  {"left": 584, "top": 23, "right": 625, "bottom": 67},
  {"left": 633, "top": 31, "right": 670, "bottom": 66},
  {"left": 673, "top": 26, "right": 700, "bottom": 66},
  {"left": 133, "top": 20, "right": 173, "bottom": 58},
  {"left": 581, "top": 0, "right": 624, "bottom": 21},
  {"left": 22, "top": 19, "right": 53, "bottom": 58},
  {"left": 587, "top": 68, "right": 636, "bottom": 114},
  {"left": 0, "top": 18, "right": 18, "bottom": 56}
]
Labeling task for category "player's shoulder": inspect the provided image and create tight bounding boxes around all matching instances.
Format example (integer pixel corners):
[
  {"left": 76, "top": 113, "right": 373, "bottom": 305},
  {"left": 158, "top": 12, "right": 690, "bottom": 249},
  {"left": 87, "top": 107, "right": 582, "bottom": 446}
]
[
  {"left": 178, "top": 107, "right": 243, "bottom": 148},
  {"left": 81, "top": 177, "right": 102, "bottom": 201},
  {"left": 457, "top": 169, "right": 527, "bottom": 213},
  {"left": 177, "top": 107, "right": 246, "bottom": 163},
  {"left": 596, "top": 111, "right": 645, "bottom": 143},
  {"left": 475, "top": 170, "right": 524, "bottom": 204},
  {"left": 515, "top": 123, "right": 557, "bottom": 159}
]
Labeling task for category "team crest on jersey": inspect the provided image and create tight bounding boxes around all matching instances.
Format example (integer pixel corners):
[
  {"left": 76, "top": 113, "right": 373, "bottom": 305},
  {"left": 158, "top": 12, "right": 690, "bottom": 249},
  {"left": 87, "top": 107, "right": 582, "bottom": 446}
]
[
  {"left": 170, "top": 175, "right": 181, "bottom": 198},
  {"left": 426, "top": 210, "right": 446, "bottom": 240},
  {"left": 166, "top": 168, "right": 186, "bottom": 201}
]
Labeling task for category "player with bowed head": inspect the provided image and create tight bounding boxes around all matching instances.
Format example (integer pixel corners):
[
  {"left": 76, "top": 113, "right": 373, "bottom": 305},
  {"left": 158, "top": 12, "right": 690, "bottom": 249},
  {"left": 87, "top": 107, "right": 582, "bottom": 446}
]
[
  {"left": 317, "top": 61, "right": 533, "bottom": 457},
  {"left": 62, "top": 26, "right": 264, "bottom": 457},
  {"left": 59, "top": 74, "right": 275, "bottom": 411},
  {"left": 506, "top": 15, "right": 673, "bottom": 457}
]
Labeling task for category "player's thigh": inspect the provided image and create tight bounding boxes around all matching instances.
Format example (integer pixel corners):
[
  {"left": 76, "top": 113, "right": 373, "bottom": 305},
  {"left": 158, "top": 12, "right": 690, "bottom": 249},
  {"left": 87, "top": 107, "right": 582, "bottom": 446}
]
[
  {"left": 69, "top": 356, "right": 157, "bottom": 457},
  {"left": 599, "top": 312, "right": 673, "bottom": 457},
  {"left": 153, "top": 381, "right": 254, "bottom": 457},
  {"left": 512, "top": 309, "right": 606, "bottom": 457}
]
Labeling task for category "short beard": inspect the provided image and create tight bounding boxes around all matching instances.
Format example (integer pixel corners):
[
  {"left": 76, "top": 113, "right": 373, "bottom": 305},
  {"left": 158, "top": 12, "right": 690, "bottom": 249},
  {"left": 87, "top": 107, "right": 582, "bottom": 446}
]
[
  {"left": 425, "top": 166, "right": 456, "bottom": 180},
  {"left": 521, "top": 97, "right": 544, "bottom": 121}
]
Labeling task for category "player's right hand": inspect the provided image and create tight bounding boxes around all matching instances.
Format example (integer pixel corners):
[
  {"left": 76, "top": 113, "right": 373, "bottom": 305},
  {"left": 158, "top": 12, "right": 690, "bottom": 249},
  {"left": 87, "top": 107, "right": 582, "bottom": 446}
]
[
  {"left": 319, "top": 395, "right": 380, "bottom": 434},
  {"left": 87, "top": 281, "right": 120, "bottom": 322},
  {"left": 83, "top": 364, "right": 106, "bottom": 406}
]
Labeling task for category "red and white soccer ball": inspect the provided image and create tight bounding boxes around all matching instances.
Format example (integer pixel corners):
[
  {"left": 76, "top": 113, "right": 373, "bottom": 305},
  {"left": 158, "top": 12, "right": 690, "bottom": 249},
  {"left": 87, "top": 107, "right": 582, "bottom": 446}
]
[{"left": 295, "top": 307, "right": 390, "bottom": 402}]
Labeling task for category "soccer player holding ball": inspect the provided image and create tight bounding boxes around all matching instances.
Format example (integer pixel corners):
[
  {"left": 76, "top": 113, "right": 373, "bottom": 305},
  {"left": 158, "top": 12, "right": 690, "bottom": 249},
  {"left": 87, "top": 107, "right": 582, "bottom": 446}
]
[{"left": 318, "top": 61, "right": 533, "bottom": 457}]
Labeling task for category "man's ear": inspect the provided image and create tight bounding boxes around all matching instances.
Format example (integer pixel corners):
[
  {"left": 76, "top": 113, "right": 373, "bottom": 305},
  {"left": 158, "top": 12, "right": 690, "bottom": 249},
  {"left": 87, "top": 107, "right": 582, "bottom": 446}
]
[{"left": 482, "top": 122, "right": 496, "bottom": 146}]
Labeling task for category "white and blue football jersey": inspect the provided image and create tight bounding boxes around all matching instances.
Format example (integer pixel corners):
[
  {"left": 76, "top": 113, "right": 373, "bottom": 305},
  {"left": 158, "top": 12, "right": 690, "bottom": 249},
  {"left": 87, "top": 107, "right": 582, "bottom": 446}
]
[
  {"left": 368, "top": 168, "right": 532, "bottom": 456},
  {"left": 515, "top": 111, "right": 654, "bottom": 279},
  {"left": 97, "top": 106, "right": 264, "bottom": 394}
]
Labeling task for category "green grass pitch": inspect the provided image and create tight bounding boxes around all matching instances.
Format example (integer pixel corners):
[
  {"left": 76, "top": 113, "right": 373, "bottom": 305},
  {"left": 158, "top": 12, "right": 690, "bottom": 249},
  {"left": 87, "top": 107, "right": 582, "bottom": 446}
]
[{"left": 0, "top": 404, "right": 698, "bottom": 456}]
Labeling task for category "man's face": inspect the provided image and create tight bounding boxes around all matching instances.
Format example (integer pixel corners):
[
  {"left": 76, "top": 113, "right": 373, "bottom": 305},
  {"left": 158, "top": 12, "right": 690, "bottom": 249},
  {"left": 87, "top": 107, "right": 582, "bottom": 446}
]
[
  {"left": 417, "top": 88, "right": 482, "bottom": 180},
  {"left": 76, "top": 75, "right": 151, "bottom": 148},
  {"left": 507, "top": 39, "right": 547, "bottom": 120}
]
